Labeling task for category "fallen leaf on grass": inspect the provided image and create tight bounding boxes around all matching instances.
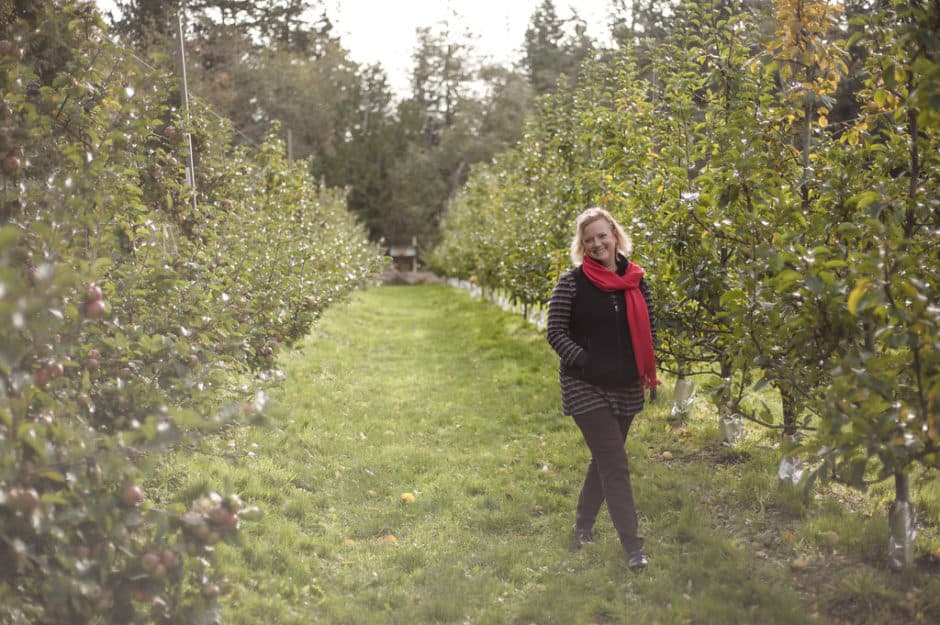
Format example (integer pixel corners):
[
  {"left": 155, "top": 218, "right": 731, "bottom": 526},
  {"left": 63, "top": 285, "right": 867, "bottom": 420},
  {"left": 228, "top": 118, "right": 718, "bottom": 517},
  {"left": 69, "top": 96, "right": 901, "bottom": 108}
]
[{"left": 790, "top": 556, "right": 811, "bottom": 570}]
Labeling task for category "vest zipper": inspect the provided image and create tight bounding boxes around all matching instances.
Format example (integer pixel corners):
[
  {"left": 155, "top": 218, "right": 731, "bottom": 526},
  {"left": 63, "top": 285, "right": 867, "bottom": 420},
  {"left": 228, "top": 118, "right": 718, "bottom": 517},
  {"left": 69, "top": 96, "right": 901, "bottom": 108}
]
[{"left": 611, "top": 293, "right": 625, "bottom": 357}]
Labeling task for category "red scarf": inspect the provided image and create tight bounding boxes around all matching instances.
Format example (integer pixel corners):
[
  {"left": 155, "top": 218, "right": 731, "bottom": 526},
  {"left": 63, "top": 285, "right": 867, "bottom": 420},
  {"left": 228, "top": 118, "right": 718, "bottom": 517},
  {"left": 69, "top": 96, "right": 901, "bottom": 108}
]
[{"left": 581, "top": 255, "right": 661, "bottom": 389}]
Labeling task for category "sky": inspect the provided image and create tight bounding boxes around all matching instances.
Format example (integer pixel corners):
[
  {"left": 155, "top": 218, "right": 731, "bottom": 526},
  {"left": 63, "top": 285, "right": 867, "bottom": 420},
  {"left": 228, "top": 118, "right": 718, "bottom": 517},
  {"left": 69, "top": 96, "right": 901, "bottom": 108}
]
[
  {"left": 324, "top": 0, "right": 614, "bottom": 95},
  {"left": 94, "top": 0, "right": 615, "bottom": 97}
]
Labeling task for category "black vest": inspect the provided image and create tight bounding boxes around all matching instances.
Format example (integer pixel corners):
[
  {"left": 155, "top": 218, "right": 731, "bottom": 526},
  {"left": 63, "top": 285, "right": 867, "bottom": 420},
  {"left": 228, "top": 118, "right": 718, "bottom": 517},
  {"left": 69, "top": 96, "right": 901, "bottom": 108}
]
[{"left": 563, "top": 265, "right": 639, "bottom": 388}]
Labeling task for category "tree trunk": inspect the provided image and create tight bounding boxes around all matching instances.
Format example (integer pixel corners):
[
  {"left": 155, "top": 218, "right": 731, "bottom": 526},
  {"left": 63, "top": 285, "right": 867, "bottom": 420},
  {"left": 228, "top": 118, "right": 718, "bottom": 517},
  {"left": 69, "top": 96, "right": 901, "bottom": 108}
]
[{"left": 888, "top": 472, "right": 915, "bottom": 570}]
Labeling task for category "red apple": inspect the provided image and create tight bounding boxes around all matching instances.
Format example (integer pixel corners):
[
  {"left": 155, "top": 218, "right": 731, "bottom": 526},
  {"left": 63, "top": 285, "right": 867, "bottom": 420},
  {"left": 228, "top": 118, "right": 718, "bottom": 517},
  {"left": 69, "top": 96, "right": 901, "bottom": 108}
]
[
  {"left": 86, "top": 284, "right": 103, "bottom": 302},
  {"left": 1, "top": 154, "right": 20, "bottom": 175},
  {"left": 141, "top": 551, "right": 161, "bottom": 573},
  {"left": 83, "top": 299, "right": 107, "bottom": 319},
  {"left": 131, "top": 588, "right": 154, "bottom": 603},
  {"left": 159, "top": 549, "right": 178, "bottom": 568},
  {"left": 120, "top": 484, "right": 144, "bottom": 506}
]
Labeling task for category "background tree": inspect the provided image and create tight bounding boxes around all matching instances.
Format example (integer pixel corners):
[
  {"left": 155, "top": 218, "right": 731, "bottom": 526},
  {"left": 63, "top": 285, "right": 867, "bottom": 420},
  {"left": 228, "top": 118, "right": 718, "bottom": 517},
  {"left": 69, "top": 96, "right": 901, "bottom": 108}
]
[{"left": 524, "top": 0, "right": 595, "bottom": 95}]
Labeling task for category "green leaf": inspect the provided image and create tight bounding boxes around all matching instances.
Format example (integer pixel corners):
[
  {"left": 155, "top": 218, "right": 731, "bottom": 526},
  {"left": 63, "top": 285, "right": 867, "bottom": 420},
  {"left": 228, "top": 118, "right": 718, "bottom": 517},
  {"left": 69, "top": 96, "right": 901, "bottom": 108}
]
[
  {"left": 853, "top": 191, "right": 881, "bottom": 210},
  {"left": 775, "top": 269, "right": 801, "bottom": 292},
  {"left": 0, "top": 226, "right": 21, "bottom": 249}
]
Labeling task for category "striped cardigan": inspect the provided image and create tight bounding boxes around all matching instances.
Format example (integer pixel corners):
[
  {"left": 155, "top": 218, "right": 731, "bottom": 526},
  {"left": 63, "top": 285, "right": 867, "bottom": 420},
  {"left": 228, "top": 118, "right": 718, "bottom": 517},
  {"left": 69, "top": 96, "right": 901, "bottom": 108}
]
[{"left": 546, "top": 268, "right": 656, "bottom": 417}]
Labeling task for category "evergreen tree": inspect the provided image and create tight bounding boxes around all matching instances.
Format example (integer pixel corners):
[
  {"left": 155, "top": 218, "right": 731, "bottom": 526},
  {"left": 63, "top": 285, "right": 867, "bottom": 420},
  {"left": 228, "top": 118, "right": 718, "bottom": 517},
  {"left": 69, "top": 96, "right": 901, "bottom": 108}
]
[{"left": 523, "top": 0, "right": 595, "bottom": 95}]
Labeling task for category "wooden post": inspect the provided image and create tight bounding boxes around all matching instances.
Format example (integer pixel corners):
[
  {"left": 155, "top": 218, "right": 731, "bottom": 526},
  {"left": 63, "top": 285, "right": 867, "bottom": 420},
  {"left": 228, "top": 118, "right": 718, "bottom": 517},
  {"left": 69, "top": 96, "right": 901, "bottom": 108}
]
[{"left": 411, "top": 236, "right": 417, "bottom": 273}]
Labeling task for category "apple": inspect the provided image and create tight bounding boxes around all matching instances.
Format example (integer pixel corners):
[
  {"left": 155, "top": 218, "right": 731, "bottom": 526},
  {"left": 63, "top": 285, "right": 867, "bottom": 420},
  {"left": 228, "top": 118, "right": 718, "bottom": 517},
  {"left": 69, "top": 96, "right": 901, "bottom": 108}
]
[
  {"left": 0, "top": 42, "right": 23, "bottom": 61},
  {"left": 48, "top": 362, "right": 64, "bottom": 378},
  {"left": 208, "top": 505, "right": 238, "bottom": 529},
  {"left": 120, "top": 484, "right": 144, "bottom": 506},
  {"left": 222, "top": 493, "right": 242, "bottom": 512},
  {"left": 7, "top": 487, "right": 40, "bottom": 513},
  {"left": 86, "top": 284, "right": 103, "bottom": 302},
  {"left": 1, "top": 154, "right": 20, "bottom": 175},
  {"left": 141, "top": 551, "right": 161, "bottom": 573},
  {"left": 159, "top": 549, "right": 178, "bottom": 568},
  {"left": 305, "top": 296, "right": 318, "bottom": 310},
  {"left": 35, "top": 368, "right": 49, "bottom": 387},
  {"left": 131, "top": 588, "right": 154, "bottom": 603},
  {"left": 83, "top": 299, "right": 107, "bottom": 319}
]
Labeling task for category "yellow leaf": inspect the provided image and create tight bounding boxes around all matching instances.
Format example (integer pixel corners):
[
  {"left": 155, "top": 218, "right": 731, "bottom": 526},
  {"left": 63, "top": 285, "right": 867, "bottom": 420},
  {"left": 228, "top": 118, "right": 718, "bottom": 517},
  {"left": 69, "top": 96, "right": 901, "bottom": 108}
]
[
  {"left": 818, "top": 115, "right": 828, "bottom": 127},
  {"left": 848, "top": 279, "right": 870, "bottom": 315}
]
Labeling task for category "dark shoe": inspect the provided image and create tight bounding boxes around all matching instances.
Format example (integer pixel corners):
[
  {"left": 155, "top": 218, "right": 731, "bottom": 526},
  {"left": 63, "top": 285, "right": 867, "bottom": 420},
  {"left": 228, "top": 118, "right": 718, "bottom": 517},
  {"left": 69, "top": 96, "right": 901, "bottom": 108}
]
[
  {"left": 573, "top": 526, "right": 594, "bottom": 548},
  {"left": 627, "top": 550, "right": 649, "bottom": 572}
]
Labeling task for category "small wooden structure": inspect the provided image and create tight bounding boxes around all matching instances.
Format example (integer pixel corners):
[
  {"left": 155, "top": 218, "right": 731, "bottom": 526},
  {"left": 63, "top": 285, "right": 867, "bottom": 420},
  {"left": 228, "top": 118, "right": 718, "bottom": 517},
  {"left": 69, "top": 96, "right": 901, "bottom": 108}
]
[{"left": 387, "top": 237, "right": 418, "bottom": 273}]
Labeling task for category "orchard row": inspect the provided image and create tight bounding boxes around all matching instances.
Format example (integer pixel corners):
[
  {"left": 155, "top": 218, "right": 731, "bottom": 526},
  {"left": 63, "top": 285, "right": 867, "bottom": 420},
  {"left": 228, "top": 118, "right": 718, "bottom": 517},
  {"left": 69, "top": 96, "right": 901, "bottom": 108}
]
[
  {"left": 0, "top": 3, "right": 383, "bottom": 624},
  {"left": 431, "top": 0, "right": 939, "bottom": 543}
]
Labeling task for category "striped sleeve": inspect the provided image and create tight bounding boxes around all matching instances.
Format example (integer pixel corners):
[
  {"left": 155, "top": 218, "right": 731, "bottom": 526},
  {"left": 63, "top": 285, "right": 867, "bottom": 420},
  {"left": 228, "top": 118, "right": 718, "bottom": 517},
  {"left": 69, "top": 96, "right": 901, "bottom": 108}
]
[
  {"left": 640, "top": 277, "right": 657, "bottom": 348},
  {"left": 546, "top": 271, "right": 585, "bottom": 367}
]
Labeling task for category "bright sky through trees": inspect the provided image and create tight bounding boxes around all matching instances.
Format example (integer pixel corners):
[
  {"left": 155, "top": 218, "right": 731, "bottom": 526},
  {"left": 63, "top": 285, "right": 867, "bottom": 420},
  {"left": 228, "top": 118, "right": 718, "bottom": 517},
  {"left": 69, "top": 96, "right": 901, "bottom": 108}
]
[
  {"left": 326, "top": 0, "right": 612, "bottom": 94},
  {"left": 94, "top": 0, "right": 613, "bottom": 96}
]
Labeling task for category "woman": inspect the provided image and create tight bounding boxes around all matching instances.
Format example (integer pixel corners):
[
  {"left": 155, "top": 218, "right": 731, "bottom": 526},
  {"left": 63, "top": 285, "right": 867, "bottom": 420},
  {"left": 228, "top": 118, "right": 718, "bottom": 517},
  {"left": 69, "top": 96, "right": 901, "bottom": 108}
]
[{"left": 546, "top": 206, "right": 659, "bottom": 572}]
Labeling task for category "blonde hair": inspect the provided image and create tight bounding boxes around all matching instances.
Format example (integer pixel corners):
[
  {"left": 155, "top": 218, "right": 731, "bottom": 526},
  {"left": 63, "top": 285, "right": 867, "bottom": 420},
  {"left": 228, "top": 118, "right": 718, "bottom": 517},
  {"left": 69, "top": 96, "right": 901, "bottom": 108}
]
[{"left": 569, "top": 207, "right": 633, "bottom": 266}]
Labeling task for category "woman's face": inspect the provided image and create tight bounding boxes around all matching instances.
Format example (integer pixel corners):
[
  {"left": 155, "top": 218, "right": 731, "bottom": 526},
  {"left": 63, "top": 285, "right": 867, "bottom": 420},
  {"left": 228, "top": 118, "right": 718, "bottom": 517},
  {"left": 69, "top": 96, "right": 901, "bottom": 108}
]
[{"left": 581, "top": 218, "right": 617, "bottom": 269}]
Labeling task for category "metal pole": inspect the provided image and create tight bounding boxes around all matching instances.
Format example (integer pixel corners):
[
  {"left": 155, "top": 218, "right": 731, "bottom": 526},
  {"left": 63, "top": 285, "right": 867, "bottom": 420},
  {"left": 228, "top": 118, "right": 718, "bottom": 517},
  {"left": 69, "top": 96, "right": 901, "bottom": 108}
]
[
  {"left": 177, "top": 10, "right": 197, "bottom": 212},
  {"left": 287, "top": 128, "right": 293, "bottom": 166}
]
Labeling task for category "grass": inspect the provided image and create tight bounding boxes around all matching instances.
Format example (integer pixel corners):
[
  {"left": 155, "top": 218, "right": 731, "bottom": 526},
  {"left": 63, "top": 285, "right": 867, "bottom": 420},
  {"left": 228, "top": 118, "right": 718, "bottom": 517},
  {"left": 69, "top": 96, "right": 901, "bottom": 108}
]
[{"left": 153, "top": 284, "right": 940, "bottom": 625}]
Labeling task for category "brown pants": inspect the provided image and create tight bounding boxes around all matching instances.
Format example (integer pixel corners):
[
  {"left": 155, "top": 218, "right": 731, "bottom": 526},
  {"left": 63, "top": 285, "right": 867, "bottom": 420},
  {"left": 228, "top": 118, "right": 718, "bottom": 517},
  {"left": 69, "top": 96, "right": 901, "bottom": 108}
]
[{"left": 573, "top": 406, "right": 644, "bottom": 554}]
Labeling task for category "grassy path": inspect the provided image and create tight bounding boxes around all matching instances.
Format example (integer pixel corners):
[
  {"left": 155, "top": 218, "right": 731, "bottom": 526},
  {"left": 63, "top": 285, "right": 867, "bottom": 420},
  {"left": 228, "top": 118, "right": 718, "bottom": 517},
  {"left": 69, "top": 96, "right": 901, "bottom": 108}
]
[{"left": 157, "top": 285, "right": 939, "bottom": 625}]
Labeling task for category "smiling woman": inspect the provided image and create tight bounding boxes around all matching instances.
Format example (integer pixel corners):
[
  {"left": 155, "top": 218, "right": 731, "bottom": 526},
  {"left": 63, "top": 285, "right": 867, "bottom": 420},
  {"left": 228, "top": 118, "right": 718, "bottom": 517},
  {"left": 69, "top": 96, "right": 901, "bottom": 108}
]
[{"left": 546, "top": 206, "right": 660, "bottom": 571}]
